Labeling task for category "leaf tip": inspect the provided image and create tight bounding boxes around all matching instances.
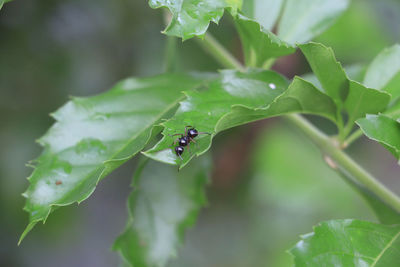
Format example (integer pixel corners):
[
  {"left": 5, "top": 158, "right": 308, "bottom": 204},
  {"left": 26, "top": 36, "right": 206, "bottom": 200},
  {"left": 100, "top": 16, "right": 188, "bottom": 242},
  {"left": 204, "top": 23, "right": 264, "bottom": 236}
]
[
  {"left": 18, "top": 221, "right": 37, "bottom": 246},
  {"left": 25, "top": 163, "right": 35, "bottom": 169}
]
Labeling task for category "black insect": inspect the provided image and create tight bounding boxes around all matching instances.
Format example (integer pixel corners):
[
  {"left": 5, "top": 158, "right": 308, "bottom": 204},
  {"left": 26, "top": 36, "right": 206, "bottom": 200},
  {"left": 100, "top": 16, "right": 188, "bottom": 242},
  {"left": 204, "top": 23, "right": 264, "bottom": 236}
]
[
  {"left": 170, "top": 126, "right": 210, "bottom": 160},
  {"left": 174, "top": 146, "right": 184, "bottom": 159},
  {"left": 187, "top": 128, "right": 199, "bottom": 139}
]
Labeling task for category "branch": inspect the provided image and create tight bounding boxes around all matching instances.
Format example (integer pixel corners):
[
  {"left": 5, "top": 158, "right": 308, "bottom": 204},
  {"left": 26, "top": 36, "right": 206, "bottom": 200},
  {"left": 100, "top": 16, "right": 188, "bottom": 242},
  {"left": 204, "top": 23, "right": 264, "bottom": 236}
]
[
  {"left": 196, "top": 32, "right": 400, "bottom": 213},
  {"left": 195, "top": 33, "right": 245, "bottom": 72},
  {"left": 343, "top": 129, "right": 364, "bottom": 148},
  {"left": 286, "top": 114, "right": 400, "bottom": 212}
]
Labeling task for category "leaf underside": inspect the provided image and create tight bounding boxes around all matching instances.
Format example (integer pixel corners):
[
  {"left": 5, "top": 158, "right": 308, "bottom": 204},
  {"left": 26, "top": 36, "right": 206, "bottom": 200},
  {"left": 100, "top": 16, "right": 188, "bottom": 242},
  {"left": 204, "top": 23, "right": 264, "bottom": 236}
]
[
  {"left": 235, "top": 14, "right": 296, "bottom": 67},
  {"left": 20, "top": 73, "right": 206, "bottom": 243},
  {"left": 363, "top": 44, "right": 400, "bottom": 101},
  {"left": 277, "top": 0, "right": 350, "bottom": 44},
  {"left": 242, "top": 0, "right": 284, "bottom": 31},
  {"left": 234, "top": 0, "right": 351, "bottom": 68},
  {"left": 357, "top": 114, "right": 400, "bottom": 161},
  {"left": 113, "top": 157, "right": 210, "bottom": 267}
]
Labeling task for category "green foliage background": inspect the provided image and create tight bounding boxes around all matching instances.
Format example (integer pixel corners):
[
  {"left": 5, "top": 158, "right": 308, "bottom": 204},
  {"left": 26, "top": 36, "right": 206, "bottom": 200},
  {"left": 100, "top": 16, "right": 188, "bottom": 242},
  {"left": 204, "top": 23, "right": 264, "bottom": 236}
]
[{"left": 1, "top": 0, "right": 400, "bottom": 266}]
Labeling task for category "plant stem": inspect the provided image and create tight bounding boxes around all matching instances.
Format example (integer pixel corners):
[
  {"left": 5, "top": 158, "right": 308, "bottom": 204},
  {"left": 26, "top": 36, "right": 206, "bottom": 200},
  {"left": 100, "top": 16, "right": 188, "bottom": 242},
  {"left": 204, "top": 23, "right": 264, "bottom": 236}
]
[
  {"left": 164, "top": 36, "right": 178, "bottom": 72},
  {"left": 197, "top": 31, "right": 400, "bottom": 212},
  {"left": 195, "top": 33, "right": 245, "bottom": 72},
  {"left": 163, "top": 10, "right": 179, "bottom": 72},
  {"left": 262, "top": 58, "right": 276, "bottom": 69},
  {"left": 344, "top": 129, "right": 363, "bottom": 147},
  {"left": 286, "top": 114, "right": 400, "bottom": 212}
]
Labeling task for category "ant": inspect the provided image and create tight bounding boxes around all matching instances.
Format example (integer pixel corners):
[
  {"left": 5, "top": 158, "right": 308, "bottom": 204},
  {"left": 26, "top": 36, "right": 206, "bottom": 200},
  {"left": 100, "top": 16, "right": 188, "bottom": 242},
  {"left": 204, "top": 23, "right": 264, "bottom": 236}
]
[{"left": 169, "top": 126, "right": 210, "bottom": 160}]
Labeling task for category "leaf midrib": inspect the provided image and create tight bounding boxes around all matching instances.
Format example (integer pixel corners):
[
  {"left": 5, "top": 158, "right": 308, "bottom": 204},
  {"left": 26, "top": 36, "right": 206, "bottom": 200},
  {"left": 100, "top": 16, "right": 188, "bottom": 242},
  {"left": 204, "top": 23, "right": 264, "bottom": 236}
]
[
  {"left": 30, "top": 94, "right": 186, "bottom": 216},
  {"left": 371, "top": 230, "right": 400, "bottom": 266}
]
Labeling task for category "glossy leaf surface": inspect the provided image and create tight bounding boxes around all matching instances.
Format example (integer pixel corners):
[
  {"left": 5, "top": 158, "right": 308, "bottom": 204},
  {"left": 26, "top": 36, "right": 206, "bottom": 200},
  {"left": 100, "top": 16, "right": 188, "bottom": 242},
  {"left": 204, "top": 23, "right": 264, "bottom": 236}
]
[
  {"left": 215, "top": 76, "right": 337, "bottom": 132},
  {"left": 144, "top": 69, "right": 287, "bottom": 167},
  {"left": 364, "top": 44, "right": 400, "bottom": 101},
  {"left": 290, "top": 220, "right": 400, "bottom": 266},
  {"left": 20, "top": 73, "right": 205, "bottom": 243},
  {"left": 278, "top": 0, "right": 349, "bottom": 44},
  {"left": 144, "top": 70, "right": 338, "bottom": 168},
  {"left": 235, "top": 14, "right": 295, "bottom": 67},
  {"left": 113, "top": 157, "right": 210, "bottom": 267},
  {"left": 300, "top": 42, "right": 390, "bottom": 126},
  {"left": 241, "top": 0, "right": 284, "bottom": 30},
  {"left": 149, "top": 0, "right": 242, "bottom": 40}
]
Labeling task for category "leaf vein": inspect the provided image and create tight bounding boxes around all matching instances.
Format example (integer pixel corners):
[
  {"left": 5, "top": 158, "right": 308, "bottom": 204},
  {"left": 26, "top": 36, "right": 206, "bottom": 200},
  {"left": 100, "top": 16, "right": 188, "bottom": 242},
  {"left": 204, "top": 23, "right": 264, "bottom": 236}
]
[{"left": 371, "top": 230, "right": 400, "bottom": 266}]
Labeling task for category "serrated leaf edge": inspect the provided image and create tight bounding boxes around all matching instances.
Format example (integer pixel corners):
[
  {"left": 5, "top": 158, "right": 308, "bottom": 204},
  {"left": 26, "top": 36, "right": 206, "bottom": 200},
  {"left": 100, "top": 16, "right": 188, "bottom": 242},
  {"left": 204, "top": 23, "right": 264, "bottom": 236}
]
[
  {"left": 356, "top": 114, "right": 400, "bottom": 161},
  {"left": 149, "top": 2, "right": 236, "bottom": 41},
  {"left": 19, "top": 94, "right": 186, "bottom": 244},
  {"left": 288, "top": 219, "right": 400, "bottom": 266},
  {"left": 215, "top": 76, "right": 338, "bottom": 132},
  {"left": 144, "top": 75, "right": 337, "bottom": 168},
  {"left": 236, "top": 13, "right": 295, "bottom": 50}
]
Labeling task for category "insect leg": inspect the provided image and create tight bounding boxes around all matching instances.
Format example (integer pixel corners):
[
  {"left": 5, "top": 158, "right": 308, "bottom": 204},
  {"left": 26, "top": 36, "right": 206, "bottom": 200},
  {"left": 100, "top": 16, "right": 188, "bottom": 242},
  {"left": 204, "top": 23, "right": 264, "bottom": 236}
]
[
  {"left": 172, "top": 136, "right": 181, "bottom": 146},
  {"left": 185, "top": 125, "right": 193, "bottom": 136},
  {"left": 168, "top": 133, "right": 184, "bottom": 137}
]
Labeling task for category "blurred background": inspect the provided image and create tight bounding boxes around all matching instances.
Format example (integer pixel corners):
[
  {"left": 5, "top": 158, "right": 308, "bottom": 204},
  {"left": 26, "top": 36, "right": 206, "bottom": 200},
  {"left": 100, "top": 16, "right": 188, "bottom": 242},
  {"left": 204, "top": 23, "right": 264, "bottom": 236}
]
[{"left": 1, "top": 0, "right": 400, "bottom": 266}]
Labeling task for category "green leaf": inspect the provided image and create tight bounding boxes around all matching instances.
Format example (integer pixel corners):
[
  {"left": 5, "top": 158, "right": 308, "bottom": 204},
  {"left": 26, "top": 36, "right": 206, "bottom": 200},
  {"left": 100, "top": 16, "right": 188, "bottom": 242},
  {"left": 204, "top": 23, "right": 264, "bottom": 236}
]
[
  {"left": 302, "top": 64, "right": 367, "bottom": 92},
  {"left": 144, "top": 70, "right": 338, "bottom": 168},
  {"left": 234, "top": 14, "right": 296, "bottom": 67},
  {"left": 241, "top": 0, "right": 284, "bottom": 30},
  {"left": 299, "top": 42, "right": 350, "bottom": 106},
  {"left": 314, "top": 1, "right": 391, "bottom": 63},
  {"left": 277, "top": 0, "right": 349, "bottom": 44},
  {"left": 0, "top": 0, "right": 12, "bottom": 10},
  {"left": 345, "top": 64, "right": 368, "bottom": 83},
  {"left": 357, "top": 114, "right": 400, "bottom": 161},
  {"left": 144, "top": 69, "right": 288, "bottom": 167},
  {"left": 113, "top": 157, "right": 210, "bottom": 267},
  {"left": 356, "top": 47, "right": 400, "bottom": 162},
  {"left": 215, "top": 76, "right": 337, "bottom": 132},
  {"left": 299, "top": 42, "right": 390, "bottom": 127},
  {"left": 249, "top": 124, "right": 374, "bottom": 266},
  {"left": 290, "top": 219, "right": 400, "bottom": 266},
  {"left": 20, "top": 73, "right": 206, "bottom": 244},
  {"left": 149, "top": 0, "right": 242, "bottom": 40},
  {"left": 364, "top": 44, "right": 400, "bottom": 101},
  {"left": 386, "top": 100, "right": 400, "bottom": 120},
  {"left": 345, "top": 81, "right": 391, "bottom": 125}
]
